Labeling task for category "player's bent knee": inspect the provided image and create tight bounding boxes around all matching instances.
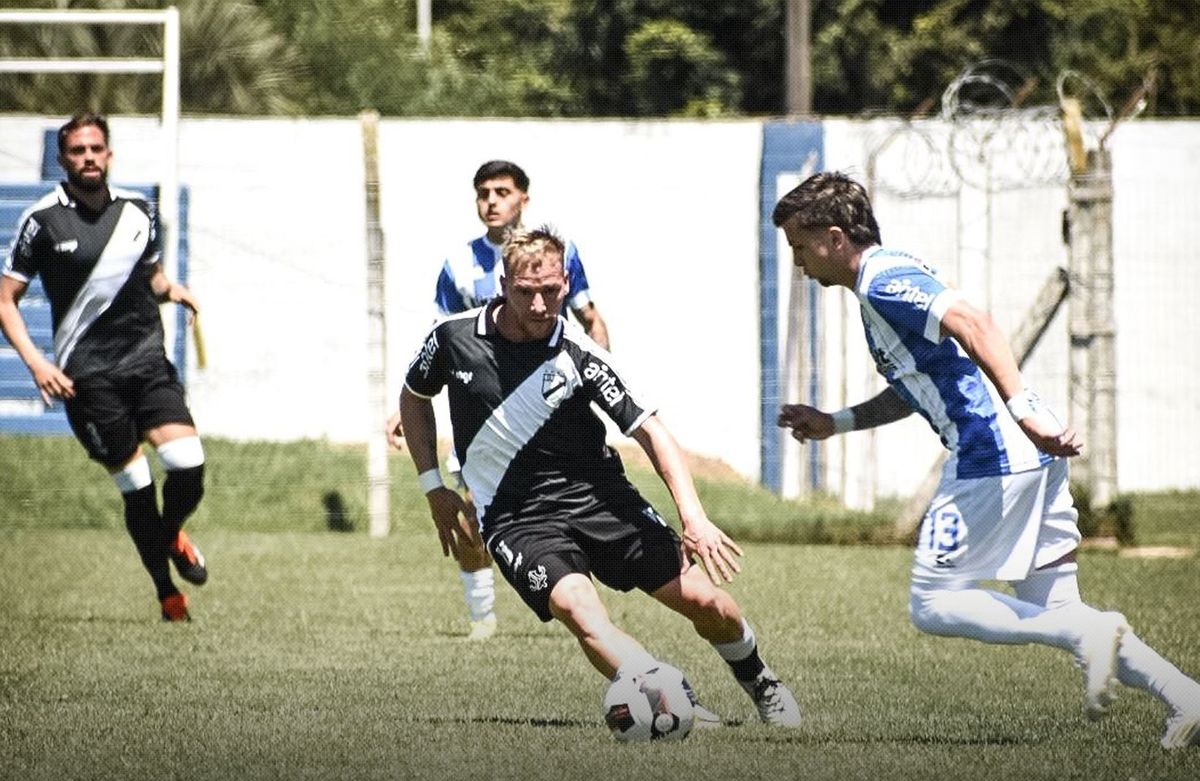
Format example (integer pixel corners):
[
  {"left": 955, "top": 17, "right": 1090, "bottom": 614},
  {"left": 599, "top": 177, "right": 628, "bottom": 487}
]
[
  {"left": 908, "top": 588, "right": 961, "bottom": 637},
  {"left": 549, "top": 574, "right": 607, "bottom": 632},
  {"left": 656, "top": 570, "right": 742, "bottom": 633},
  {"left": 909, "top": 584, "right": 939, "bottom": 633}
]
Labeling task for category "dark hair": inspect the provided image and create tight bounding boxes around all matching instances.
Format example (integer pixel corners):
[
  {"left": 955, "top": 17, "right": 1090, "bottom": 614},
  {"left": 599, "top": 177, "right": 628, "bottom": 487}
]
[
  {"left": 502, "top": 225, "right": 565, "bottom": 275},
  {"left": 473, "top": 160, "right": 529, "bottom": 192},
  {"left": 57, "top": 112, "right": 110, "bottom": 153},
  {"left": 772, "top": 171, "right": 882, "bottom": 246}
]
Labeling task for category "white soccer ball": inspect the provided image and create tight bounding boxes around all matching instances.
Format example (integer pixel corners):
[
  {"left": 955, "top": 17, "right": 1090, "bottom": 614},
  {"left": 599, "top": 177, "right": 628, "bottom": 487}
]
[{"left": 602, "top": 663, "right": 695, "bottom": 743}]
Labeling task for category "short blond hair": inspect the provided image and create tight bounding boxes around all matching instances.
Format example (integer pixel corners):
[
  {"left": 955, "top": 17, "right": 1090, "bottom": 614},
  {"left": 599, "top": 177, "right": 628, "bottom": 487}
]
[{"left": 502, "top": 226, "right": 566, "bottom": 275}]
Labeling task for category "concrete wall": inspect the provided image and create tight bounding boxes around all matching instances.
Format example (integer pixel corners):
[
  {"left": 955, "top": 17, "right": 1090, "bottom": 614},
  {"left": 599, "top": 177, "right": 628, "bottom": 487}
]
[{"left": 2, "top": 114, "right": 1197, "bottom": 494}]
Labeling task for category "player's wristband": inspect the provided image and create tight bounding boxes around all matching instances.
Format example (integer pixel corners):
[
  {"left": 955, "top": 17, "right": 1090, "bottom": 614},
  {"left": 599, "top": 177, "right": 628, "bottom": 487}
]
[
  {"left": 417, "top": 469, "right": 444, "bottom": 494},
  {"left": 1005, "top": 389, "right": 1044, "bottom": 421},
  {"left": 830, "top": 408, "right": 855, "bottom": 434}
]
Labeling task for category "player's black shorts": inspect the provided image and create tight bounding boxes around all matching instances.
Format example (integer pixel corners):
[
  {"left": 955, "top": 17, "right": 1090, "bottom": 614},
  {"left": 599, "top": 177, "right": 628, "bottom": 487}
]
[
  {"left": 63, "top": 355, "right": 193, "bottom": 468},
  {"left": 484, "top": 484, "right": 683, "bottom": 622}
]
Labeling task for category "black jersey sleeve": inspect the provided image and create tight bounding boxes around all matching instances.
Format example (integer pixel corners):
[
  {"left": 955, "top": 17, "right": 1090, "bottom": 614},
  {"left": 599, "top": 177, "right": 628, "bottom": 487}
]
[
  {"left": 4, "top": 212, "right": 47, "bottom": 282},
  {"left": 404, "top": 324, "right": 448, "bottom": 398},
  {"left": 138, "top": 199, "right": 162, "bottom": 265},
  {"left": 567, "top": 331, "right": 655, "bottom": 435}
]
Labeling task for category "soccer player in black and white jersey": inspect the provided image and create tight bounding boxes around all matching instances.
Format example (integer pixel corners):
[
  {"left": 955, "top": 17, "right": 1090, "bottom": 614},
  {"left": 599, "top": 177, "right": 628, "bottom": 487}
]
[
  {"left": 0, "top": 113, "right": 209, "bottom": 622},
  {"left": 398, "top": 228, "right": 802, "bottom": 728},
  {"left": 390, "top": 160, "right": 612, "bottom": 642}
]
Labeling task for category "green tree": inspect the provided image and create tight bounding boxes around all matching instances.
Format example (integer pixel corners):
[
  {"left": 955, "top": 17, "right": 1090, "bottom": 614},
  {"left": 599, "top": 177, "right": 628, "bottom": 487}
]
[
  {"left": 563, "top": 0, "right": 761, "bottom": 116},
  {"left": 0, "top": 0, "right": 305, "bottom": 115},
  {"left": 257, "top": 0, "right": 579, "bottom": 116},
  {"left": 624, "top": 19, "right": 739, "bottom": 116}
]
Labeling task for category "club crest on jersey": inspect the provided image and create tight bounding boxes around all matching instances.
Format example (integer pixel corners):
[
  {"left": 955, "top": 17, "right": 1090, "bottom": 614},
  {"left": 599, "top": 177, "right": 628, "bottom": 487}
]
[
  {"left": 527, "top": 565, "right": 549, "bottom": 592},
  {"left": 542, "top": 368, "right": 569, "bottom": 406}
]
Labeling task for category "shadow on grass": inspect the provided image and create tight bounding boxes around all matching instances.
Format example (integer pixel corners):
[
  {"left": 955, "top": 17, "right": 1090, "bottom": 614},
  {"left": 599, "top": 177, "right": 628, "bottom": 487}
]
[{"left": 323, "top": 491, "right": 354, "bottom": 533}]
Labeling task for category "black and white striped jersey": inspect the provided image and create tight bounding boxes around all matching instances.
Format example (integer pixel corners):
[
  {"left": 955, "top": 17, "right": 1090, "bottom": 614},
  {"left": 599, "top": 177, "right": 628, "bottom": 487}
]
[
  {"left": 3, "top": 184, "right": 163, "bottom": 378},
  {"left": 404, "top": 300, "right": 656, "bottom": 528}
]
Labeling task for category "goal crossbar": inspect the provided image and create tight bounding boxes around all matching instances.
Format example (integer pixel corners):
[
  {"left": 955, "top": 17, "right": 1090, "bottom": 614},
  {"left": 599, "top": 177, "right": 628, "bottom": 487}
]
[{"left": 0, "top": 7, "right": 181, "bottom": 304}]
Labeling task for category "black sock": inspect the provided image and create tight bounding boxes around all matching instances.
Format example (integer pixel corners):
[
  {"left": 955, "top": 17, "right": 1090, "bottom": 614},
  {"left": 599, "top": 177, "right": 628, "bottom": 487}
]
[
  {"left": 161, "top": 464, "right": 204, "bottom": 540},
  {"left": 727, "top": 646, "right": 767, "bottom": 683},
  {"left": 122, "top": 484, "right": 176, "bottom": 600}
]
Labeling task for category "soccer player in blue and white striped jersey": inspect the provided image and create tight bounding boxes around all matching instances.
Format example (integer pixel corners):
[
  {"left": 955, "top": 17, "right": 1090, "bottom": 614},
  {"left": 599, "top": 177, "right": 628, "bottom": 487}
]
[{"left": 773, "top": 171, "right": 1199, "bottom": 750}]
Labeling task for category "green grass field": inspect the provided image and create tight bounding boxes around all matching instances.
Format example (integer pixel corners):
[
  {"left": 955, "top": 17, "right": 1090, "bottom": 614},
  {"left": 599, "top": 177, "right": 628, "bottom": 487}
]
[{"left": 1, "top": 436, "right": 1198, "bottom": 780}]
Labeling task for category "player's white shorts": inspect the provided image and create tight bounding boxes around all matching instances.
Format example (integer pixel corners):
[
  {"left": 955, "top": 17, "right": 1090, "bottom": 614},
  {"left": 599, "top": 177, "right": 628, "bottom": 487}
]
[{"left": 911, "top": 457, "right": 1081, "bottom": 585}]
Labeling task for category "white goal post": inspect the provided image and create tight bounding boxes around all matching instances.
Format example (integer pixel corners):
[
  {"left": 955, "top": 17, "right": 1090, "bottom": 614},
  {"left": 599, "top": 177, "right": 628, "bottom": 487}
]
[{"left": 0, "top": 7, "right": 182, "bottom": 296}]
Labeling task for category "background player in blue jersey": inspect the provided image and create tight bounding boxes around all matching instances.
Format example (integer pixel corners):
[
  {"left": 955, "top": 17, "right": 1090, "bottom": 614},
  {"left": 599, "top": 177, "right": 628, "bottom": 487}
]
[
  {"left": 398, "top": 228, "right": 802, "bottom": 728},
  {"left": 434, "top": 160, "right": 609, "bottom": 348},
  {"left": 401, "top": 160, "right": 611, "bottom": 641},
  {"left": 0, "top": 113, "right": 208, "bottom": 622},
  {"left": 773, "top": 171, "right": 1199, "bottom": 749}
]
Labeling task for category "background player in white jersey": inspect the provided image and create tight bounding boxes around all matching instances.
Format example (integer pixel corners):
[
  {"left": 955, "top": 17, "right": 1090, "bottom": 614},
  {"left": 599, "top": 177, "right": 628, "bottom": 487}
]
[
  {"left": 390, "top": 160, "right": 611, "bottom": 641},
  {"left": 773, "top": 171, "right": 1200, "bottom": 749},
  {"left": 0, "top": 113, "right": 208, "bottom": 622},
  {"left": 398, "top": 228, "right": 801, "bottom": 728}
]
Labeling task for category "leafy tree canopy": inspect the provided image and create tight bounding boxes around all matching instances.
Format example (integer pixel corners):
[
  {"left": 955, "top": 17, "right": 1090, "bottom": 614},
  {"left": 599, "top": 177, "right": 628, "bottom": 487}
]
[{"left": 0, "top": 0, "right": 1195, "bottom": 117}]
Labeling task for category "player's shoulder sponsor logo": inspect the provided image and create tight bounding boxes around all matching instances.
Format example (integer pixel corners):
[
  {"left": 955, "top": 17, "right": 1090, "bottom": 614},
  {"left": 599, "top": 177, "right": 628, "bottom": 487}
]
[
  {"left": 54, "top": 239, "right": 78, "bottom": 254},
  {"left": 410, "top": 331, "right": 439, "bottom": 378},
  {"left": 16, "top": 218, "right": 40, "bottom": 258},
  {"left": 582, "top": 358, "right": 626, "bottom": 407},
  {"left": 880, "top": 275, "right": 937, "bottom": 311}
]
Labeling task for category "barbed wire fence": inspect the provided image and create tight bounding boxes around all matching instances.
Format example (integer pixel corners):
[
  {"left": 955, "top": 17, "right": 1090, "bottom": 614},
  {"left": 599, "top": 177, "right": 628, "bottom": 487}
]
[{"left": 833, "top": 61, "right": 1129, "bottom": 535}]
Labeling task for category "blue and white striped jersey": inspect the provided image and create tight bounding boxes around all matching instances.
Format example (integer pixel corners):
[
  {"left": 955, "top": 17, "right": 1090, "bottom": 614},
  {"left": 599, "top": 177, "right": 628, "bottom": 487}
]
[
  {"left": 855, "top": 246, "right": 1053, "bottom": 479},
  {"left": 434, "top": 234, "right": 594, "bottom": 316}
]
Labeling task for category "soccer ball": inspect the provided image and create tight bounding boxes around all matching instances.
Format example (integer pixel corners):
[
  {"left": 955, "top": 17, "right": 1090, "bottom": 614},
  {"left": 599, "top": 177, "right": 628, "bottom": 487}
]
[{"left": 602, "top": 663, "right": 695, "bottom": 743}]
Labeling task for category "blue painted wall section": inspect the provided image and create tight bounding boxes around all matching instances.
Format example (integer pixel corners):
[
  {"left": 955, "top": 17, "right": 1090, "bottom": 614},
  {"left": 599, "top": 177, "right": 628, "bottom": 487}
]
[{"left": 759, "top": 121, "right": 823, "bottom": 493}]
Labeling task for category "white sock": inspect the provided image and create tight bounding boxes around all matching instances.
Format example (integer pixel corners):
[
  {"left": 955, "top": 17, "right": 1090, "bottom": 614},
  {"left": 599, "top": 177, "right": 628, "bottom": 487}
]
[
  {"left": 111, "top": 454, "right": 153, "bottom": 493},
  {"left": 1015, "top": 566, "right": 1200, "bottom": 713},
  {"left": 1117, "top": 632, "right": 1200, "bottom": 713},
  {"left": 711, "top": 618, "right": 756, "bottom": 663},
  {"left": 459, "top": 567, "right": 495, "bottom": 622},
  {"left": 909, "top": 582, "right": 1085, "bottom": 650}
]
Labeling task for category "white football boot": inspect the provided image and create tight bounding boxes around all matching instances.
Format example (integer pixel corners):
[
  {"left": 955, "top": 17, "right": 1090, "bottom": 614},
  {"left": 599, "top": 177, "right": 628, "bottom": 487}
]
[
  {"left": 466, "top": 613, "right": 497, "bottom": 641},
  {"left": 739, "top": 667, "right": 802, "bottom": 727},
  {"left": 1161, "top": 708, "right": 1200, "bottom": 750}
]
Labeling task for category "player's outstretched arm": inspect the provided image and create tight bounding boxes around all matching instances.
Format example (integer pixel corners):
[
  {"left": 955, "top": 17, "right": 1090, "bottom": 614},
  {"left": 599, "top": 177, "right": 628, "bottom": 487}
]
[
  {"left": 0, "top": 275, "right": 74, "bottom": 403},
  {"left": 631, "top": 415, "right": 743, "bottom": 585},
  {"left": 400, "top": 387, "right": 474, "bottom": 558},
  {"left": 778, "top": 387, "right": 911, "bottom": 443},
  {"left": 940, "top": 299, "right": 1082, "bottom": 457}
]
